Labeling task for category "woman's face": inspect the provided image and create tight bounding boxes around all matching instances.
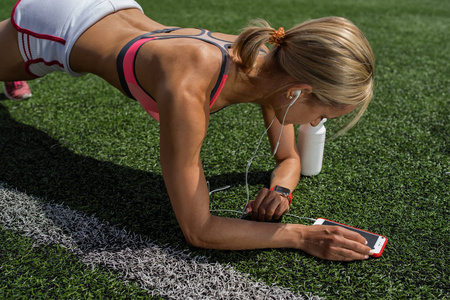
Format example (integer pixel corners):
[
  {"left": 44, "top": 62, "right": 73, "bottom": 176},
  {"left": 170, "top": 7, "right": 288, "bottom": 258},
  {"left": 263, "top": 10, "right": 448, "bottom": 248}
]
[{"left": 275, "top": 95, "right": 356, "bottom": 126}]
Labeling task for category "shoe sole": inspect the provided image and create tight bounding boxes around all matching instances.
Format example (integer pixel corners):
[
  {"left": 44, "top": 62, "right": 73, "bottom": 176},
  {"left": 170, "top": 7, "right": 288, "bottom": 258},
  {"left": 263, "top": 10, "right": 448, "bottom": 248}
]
[{"left": 3, "top": 89, "right": 32, "bottom": 101}]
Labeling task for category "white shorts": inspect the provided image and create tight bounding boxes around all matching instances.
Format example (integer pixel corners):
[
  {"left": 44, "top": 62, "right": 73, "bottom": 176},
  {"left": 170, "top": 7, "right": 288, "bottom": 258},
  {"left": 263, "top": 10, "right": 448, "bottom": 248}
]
[{"left": 11, "top": 0, "right": 143, "bottom": 77}]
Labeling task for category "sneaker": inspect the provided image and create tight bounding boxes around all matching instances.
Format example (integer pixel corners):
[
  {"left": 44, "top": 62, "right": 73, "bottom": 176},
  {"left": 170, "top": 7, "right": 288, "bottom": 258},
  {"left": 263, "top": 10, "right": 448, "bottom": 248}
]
[{"left": 3, "top": 81, "right": 32, "bottom": 101}]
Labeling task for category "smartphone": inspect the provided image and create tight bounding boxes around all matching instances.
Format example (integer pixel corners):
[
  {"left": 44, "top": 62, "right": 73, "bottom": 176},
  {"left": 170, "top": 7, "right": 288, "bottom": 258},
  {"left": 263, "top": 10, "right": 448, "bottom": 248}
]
[{"left": 313, "top": 218, "right": 387, "bottom": 257}]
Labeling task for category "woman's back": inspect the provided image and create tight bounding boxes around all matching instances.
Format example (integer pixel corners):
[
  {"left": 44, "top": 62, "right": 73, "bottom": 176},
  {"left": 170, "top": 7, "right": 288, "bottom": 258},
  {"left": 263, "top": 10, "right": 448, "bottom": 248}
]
[
  {"left": 71, "top": 8, "right": 239, "bottom": 109},
  {"left": 70, "top": 8, "right": 168, "bottom": 91}
]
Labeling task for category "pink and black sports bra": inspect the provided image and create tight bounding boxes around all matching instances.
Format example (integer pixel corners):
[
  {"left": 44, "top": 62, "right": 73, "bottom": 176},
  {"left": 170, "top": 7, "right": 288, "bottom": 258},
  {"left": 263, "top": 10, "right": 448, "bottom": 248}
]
[{"left": 117, "top": 27, "right": 232, "bottom": 122}]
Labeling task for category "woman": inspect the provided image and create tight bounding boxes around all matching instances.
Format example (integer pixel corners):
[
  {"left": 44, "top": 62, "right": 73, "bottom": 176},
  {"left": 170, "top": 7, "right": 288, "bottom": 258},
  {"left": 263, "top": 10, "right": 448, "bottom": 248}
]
[{"left": 0, "top": 0, "right": 375, "bottom": 261}]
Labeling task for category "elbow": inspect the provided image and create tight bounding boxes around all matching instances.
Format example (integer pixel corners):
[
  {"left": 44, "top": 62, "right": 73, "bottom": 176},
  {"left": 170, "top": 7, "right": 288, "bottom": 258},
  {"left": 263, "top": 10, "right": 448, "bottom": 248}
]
[
  {"left": 184, "top": 232, "right": 205, "bottom": 248},
  {"left": 180, "top": 220, "right": 212, "bottom": 249},
  {"left": 183, "top": 228, "right": 210, "bottom": 249},
  {"left": 180, "top": 215, "right": 219, "bottom": 249}
]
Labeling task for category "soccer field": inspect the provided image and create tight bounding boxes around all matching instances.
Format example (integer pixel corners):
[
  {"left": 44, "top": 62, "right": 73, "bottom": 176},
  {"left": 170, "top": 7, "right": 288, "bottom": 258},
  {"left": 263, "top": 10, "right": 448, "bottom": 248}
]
[{"left": 1, "top": 0, "right": 449, "bottom": 298}]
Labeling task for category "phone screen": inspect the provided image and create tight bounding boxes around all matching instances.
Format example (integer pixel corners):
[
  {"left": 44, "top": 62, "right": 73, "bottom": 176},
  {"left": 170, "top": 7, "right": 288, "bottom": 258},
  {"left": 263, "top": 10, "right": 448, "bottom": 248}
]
[{"left": 320, "top": 219, "right": 382, "bottom": 249}]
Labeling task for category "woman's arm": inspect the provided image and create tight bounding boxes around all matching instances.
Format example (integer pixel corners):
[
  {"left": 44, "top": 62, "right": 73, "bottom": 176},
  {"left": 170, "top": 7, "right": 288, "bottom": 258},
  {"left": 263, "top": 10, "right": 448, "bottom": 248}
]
[
  {"left": 150, "top": 40, "right": 370, "bottom": 260},
  {"left": 157, "top": 89, "right": 297, "bottom": 250},
  {"left": 262, "top": 105, "right": 301, "bottom": 191},
  {"left": 158, "top": 90, "right": 371, "bottom": 260},
  {"left": 245, "top": 105, "right": 301, "bottom": 221}
]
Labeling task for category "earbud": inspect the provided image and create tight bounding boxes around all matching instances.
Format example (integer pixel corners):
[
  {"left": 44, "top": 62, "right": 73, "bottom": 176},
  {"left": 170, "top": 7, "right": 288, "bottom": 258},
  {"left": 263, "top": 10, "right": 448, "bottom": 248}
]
[{"left": 288, "top": 90, "right": 302, "bottom": 105}]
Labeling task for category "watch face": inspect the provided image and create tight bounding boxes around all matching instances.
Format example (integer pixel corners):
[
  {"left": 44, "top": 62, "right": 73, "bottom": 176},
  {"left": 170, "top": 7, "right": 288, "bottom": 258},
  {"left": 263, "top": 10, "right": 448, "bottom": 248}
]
[{"left": 274, "top": 185, "right": 290, "bottom": 195}]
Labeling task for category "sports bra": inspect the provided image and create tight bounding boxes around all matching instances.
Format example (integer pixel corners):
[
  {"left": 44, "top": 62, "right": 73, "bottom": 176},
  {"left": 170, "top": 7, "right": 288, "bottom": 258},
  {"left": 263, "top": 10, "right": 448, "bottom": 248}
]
[{"left": 117, "top": 27, "right": 232, "bottom": 122}]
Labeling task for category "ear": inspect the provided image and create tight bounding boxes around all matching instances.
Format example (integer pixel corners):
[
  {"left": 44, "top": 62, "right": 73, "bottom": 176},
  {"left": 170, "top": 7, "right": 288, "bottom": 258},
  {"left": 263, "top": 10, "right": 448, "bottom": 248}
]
[{"left": 286, "top": 84, "right": 313, "bottom": 101}]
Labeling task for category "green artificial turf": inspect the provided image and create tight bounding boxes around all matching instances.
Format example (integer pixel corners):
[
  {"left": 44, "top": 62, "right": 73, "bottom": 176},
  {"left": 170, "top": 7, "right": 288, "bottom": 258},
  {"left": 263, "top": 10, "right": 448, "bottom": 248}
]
[
  {"left": 0, "top": 227, "right": 160, "bottom": 299},
  {"left": 1, "top": 0, "right": 449, "bottom": 298}
]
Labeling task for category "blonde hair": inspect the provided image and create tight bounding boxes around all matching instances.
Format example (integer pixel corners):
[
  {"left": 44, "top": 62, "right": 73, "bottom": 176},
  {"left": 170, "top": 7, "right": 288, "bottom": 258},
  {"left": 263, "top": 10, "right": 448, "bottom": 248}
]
[{"left": 233, "top": 17, "right": 375, "bottom": 134}]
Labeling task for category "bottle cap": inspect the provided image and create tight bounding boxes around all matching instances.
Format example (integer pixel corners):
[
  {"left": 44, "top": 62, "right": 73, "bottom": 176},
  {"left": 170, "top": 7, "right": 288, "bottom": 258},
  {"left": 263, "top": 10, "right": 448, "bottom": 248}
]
[{"left": 302, "top": 118, "right": 327, "bottom": 133}]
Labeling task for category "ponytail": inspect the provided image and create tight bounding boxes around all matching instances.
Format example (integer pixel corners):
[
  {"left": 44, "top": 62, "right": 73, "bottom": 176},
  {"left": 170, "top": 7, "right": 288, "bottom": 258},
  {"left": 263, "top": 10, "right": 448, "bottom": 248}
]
[{"left": 232, "top": 19, "right": 275, "bottom": 69}]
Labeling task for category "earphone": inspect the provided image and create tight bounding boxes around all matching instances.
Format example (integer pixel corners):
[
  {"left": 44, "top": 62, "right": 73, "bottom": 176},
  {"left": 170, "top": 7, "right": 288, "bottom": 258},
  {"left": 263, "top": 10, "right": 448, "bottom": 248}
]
[
  {"left": 271, "top": 89, "right": 302, "bottom": 155},
  {"left": 239, "top": 89, "right": 302, "bottom": 216},
  {"left": 288, "top": 90, "right": 302, "bottom": 105},
  {"left": 209, "top": 88, "right": 317, "bottom": 222}
]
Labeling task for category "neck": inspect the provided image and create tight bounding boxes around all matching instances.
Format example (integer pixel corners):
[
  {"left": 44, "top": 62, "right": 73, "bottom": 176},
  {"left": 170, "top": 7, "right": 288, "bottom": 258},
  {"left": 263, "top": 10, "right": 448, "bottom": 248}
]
[{"left": 222, "top": 55, "right": 287, "bottom": 107}]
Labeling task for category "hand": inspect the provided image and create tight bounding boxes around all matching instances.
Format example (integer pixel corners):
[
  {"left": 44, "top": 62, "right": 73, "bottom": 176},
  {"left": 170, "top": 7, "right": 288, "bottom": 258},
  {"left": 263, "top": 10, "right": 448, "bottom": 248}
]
[
  {"left": 299, "top": 225, "right": 373, "bottom": 261},
  {"left": 246, "top": 188, "right": 290, "bottom": 222}
]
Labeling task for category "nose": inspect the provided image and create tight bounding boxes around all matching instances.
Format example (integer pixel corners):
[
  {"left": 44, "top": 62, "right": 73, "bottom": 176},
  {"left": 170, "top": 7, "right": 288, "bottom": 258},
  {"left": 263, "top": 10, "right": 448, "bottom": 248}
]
[{"left": 310, "top": 117, "right": 323, "bottom": 127}]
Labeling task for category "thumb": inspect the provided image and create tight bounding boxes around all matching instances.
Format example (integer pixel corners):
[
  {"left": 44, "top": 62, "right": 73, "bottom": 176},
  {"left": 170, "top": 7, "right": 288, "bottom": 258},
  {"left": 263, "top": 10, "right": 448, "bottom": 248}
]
[{"left": 246, "top": 200, "right": 255, "bottom": 214}]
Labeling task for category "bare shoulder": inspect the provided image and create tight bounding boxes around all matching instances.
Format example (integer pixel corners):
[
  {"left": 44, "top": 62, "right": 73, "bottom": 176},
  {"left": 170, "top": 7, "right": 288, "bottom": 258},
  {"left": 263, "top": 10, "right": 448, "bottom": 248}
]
[
  {"left": 136, "top": 38, "right": 226, "bottom": 113},
  {"left": 154, "top": 42, "right": 224, "bottom": 159}
]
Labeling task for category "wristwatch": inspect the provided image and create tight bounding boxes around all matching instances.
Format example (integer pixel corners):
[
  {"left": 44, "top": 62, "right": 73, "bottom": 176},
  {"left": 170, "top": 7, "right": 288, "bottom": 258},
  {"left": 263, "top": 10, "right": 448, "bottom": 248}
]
[{"left": 270, "top": 185, "right": 293, "bottom": 205}]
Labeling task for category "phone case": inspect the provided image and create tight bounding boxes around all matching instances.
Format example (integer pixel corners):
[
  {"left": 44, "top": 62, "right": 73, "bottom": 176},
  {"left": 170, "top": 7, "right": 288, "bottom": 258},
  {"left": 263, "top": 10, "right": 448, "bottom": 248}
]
[{"left": 315, "top": 218, "right": 388, "bottom": 257}]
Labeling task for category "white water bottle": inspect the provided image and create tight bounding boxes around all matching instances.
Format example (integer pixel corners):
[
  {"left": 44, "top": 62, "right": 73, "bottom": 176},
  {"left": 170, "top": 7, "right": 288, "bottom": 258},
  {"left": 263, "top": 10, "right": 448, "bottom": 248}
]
[{"left": 297, "top": 119, "right": 327, "bottom": 176}]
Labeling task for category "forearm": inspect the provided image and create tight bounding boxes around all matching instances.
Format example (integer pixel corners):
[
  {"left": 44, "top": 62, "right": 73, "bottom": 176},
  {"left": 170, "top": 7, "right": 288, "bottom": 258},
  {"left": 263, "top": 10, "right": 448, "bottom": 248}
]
[
  {"left": 190, "top": 214, "right": 303, "bottom": 250},
  {"left": 186, "top": 213, "right": 372, "bottom": 261},
  {"left": 270, "top": 157, "right": 301, "bottom": 192}
]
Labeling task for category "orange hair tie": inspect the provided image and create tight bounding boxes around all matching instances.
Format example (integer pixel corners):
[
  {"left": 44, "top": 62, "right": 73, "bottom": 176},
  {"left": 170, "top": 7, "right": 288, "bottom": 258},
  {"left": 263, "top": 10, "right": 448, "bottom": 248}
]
[{"left": 269, "top": 27, "right": 285, "bottom": 47}]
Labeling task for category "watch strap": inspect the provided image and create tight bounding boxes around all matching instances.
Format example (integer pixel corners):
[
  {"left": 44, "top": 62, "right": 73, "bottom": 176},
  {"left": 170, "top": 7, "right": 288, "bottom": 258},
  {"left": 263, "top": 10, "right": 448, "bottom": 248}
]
[{"left": 270, "top": 185, "right": 293, "bottom": 205}]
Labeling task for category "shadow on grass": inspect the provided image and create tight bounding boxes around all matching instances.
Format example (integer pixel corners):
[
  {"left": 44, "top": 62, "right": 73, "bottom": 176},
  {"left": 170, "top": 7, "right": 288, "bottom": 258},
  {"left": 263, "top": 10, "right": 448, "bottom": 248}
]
[
  {"left": 0, "top": 102, "right": 175, "bottom": 239},
  {"left": 0, "top": 102, "right": 271, "bottom": 257}
]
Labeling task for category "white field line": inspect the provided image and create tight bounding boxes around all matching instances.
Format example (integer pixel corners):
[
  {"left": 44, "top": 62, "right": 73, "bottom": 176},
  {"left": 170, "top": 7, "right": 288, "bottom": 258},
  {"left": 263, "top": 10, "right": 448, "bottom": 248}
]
[{"left": 0, "top": 183, "right": 318, "bottom": 300}]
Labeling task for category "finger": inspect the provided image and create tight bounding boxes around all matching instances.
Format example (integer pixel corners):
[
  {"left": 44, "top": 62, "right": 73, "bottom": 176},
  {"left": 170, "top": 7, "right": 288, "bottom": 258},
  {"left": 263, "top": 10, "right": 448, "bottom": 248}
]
[
  {"left": 255, "top": 200, "right": 272, "bottom": 222},
  {"left": 246, "top": 200, "right": 255, "bottom": 214},
  {"left": 325, "top": 227, "right": 372, "bottom": 256},
  {"left": 256, "top": 190, "right": 281, "bottom": 222},
  {"left": 256, "top": 202, "right": 268, "bottom": 222},
  {"left": 330, "top": 226, "right": 368, "bottom": 246},
  {"left": 251, "top": 189, "right": 270, "bottom": 221},
  {"left": 272, "top": 197, "right": 290, "bottom": 219},
  {"left": 341, "top": 228, "right": 369, "bottom": 245},
  {"left": 251, "top": 188, "right": 269, "bottom": 214},
  {"left": 331, "top": 246, "right": 370, "bottom": 261},
  {"left": 344, "top": 240, "right": 372, "bottom": 256},
  {"left": 337, "top": 235, "right": 372, "bottom": 257},
  {"left": 316, "top": 240, "right": 369, "bottom": 261},
  {"left": 262, "top": 198, "right": 281, "bottom": 221}
]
